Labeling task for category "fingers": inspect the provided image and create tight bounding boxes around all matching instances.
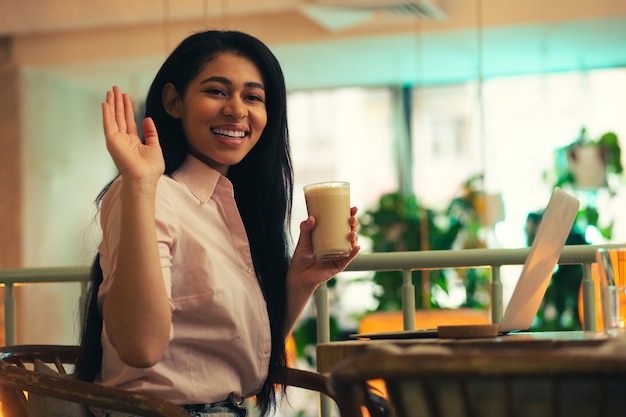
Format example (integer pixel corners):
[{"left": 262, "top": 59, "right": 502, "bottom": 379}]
[
  {"left": 349, "top": 230, "right": 359, "bottom": 248},
  {"left": 348, "top": 244, "right": 361, "bottom": 258},
  {"left": 123, "top": 92, "right": 138, "bottom": 137},
  {"left": 349, "top": 214, "right": 358, "bottom": 231},
  {"left": 299, "top": 215, "right": 315, "bottom": 233},
  {"left": 102, "top": 101, "right": 113, "bottom": 138},
  {"left": 102, "top": 86, "right": 136, "bottom": 135},
  {"left": 348, "top": 206, "right": 359, "bottom": 248},
  {"left": 113, "top": 86, "right": 127, "bottom": 133},
  {"left": 349, "top": 206, "right": 359, "bottom": 233},
  {"left": 142, "top": 117, "right": 159, "bottom": 147}
]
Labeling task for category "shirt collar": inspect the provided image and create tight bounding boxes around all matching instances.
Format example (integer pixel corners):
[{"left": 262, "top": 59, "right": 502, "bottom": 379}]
[{"left": 171, "top": 155, "right": 225, "bottom": 204}]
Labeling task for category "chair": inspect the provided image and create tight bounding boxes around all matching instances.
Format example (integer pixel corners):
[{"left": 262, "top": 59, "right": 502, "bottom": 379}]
[
  {"left": 0, "top": 344, "right": 336, "bottom": 417},
  {"left": 328, "top": 341, "right": 626, "bottom": 417}
]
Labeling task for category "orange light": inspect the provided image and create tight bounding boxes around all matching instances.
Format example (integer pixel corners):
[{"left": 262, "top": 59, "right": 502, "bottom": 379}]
[{"left": 359, "top": 309, "right": 490, "bottom": 334}]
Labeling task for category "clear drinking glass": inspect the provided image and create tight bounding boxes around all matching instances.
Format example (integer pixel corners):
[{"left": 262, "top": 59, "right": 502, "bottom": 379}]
[
  {"left": 303, "top": 181, "right": 351, "bottom": 260},
  {"left": 596, "top": 248, "right": 626, "bottom": 336}
]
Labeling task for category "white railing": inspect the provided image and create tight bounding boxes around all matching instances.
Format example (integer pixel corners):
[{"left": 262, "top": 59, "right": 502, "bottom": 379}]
[
  {"left": 313, "top": 243, "right": 626, "bottom": 345},
  {"left": 0, "top": 265, "right": 91, "bottom": 345},
  {"left": 1, "top": 244, "right": 625, "bottom": 347}
]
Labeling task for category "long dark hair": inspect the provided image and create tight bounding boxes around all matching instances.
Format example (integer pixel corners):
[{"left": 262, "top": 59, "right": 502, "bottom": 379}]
[{"left": 76, "top": 30, "right": 293, "bottom": 416}]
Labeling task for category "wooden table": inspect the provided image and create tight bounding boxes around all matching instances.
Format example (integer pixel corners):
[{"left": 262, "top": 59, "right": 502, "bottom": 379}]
[{"left": 316, "top": 331, "right": 609, "bottom": 373}]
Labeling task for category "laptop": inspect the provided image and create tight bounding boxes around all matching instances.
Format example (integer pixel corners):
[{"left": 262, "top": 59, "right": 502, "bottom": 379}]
[
  {"left": 498, "top": 187, "right": 580, "bottom": 333},
  {"left": 351, "top": 187, "right": 580, "bottom": 339}
]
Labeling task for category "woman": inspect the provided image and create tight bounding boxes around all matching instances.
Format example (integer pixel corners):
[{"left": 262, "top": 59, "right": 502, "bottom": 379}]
[{"left": 76, "top": 30, "right": 360, "bottom": 417}]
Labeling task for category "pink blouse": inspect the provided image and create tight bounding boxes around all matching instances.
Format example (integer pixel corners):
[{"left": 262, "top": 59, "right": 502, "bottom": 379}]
[{"left": 97, "top": 155, "right": 272, "bottom": 405}]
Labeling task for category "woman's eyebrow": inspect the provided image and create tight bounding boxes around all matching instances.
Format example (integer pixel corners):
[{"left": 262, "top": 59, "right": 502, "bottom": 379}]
[{"left": 200, "top": 76, "right": 265, "bottom": 90}]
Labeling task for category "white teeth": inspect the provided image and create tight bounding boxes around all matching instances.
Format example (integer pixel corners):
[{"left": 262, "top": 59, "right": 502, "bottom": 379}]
[{"left": 212, "top": 128, "right": 246, "bottom": 138}]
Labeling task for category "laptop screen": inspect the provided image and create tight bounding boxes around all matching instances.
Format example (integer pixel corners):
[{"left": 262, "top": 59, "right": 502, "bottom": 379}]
[{"left": 498, "top": 188, "right": 580, "bottom": 333}]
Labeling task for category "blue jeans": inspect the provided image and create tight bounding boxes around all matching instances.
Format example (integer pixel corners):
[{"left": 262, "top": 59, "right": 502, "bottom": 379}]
[{"left": 104, "top": 394, "right": 248, "bottom": 417}]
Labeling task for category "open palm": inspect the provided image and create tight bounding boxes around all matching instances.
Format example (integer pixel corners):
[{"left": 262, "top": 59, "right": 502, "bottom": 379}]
[{"left": 102, "top": 86, "right": 165, "bottom": 181}]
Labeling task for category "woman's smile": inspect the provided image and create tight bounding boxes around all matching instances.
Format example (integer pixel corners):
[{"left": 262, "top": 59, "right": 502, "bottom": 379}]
[{"left": 210, "top": 125, "right": 250, "bottom": 147}]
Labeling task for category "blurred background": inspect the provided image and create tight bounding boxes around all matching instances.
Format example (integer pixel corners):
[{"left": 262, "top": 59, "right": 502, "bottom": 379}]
[{"left": 1, "top": 0, "right": 626, "bottom": 368}]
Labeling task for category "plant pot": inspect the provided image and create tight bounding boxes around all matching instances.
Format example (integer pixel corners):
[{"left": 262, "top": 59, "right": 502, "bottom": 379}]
[{"left": 566, "top": 144, "right": 607, "bottom": 189}]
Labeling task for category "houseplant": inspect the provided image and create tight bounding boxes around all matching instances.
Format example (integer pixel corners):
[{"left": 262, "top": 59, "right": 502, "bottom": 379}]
[
  {"left": 358, "top": 174, "right": 492, "bottom": 312},
  {"left": 553, "top": 127, "right": 622, "bottom": 240}
]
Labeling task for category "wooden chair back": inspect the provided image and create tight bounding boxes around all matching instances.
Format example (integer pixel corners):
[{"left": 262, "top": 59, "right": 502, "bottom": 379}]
[
  {"left": 0, "top": 344, "right": 338, "bottom": 417},
  {"left": 329, "top": 341, "right": 626, "bottom": 417}
]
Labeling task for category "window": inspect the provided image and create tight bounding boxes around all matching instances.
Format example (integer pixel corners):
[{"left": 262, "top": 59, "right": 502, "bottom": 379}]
[{"left": 288, "top": 87, "right": 398, "bottom": 246}]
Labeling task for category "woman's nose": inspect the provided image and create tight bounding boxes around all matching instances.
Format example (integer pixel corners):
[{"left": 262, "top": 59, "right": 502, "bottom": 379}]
[{"left": 223, "top": 96, "right": 247, "bottom": 119}]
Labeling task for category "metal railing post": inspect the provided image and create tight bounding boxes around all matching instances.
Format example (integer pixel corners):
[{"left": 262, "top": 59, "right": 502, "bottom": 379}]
[
  {"left": 315, "top": 282, "right": 330, "bottom": 344},
  {"left": 4, "top": 283, "right": 15, "bottom": 345},
  {"left": 491, "top": 266, "right": 503, "bottom": 324},
  {"left": 581, "top": 262, "right": 596, "bottom": 331},
  {"left": 401, "top": 269, "right": 415, "bottom": 330},
  {"left": 315, "top": 282, "right": 333, "bottom": 417}
]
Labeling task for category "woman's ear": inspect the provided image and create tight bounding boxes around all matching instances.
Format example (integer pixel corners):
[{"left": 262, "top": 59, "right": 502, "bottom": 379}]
[{"left": 162, "top": 83, "right": 182, "bottom": 118}]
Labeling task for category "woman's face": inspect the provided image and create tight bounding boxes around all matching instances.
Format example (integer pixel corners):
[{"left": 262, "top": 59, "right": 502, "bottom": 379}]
[{"left": 167, "top": 52, "right": 267, "bottom": 174}]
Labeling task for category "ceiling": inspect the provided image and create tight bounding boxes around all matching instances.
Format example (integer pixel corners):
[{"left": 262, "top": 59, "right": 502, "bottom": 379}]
[{"left": 3, "top": 0, "right": 626, "bottom": 92}]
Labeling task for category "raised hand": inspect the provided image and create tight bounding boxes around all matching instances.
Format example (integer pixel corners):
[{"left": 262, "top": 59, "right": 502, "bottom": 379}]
[{"left": 102, "top": 86, "right": 165, "bottom": 182}]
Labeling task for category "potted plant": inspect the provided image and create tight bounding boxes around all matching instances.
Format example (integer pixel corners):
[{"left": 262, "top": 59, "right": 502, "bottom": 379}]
[
  {"left": 556, "top": 128, "right": 622, "bottom": 189},
  {"left": 553, "top": 127, "right": 622, "bottom": 240},
  {"left": 358, "top": 174, "right": 493, "bottom": 313}
]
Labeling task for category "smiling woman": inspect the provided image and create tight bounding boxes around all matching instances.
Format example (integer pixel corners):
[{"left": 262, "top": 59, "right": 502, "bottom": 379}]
[
  {"left": 70, "top": 29, "right": 361, "bottom": 417},
  {"left": 160, "top": 53, "right": 268, "bottom": 175}
]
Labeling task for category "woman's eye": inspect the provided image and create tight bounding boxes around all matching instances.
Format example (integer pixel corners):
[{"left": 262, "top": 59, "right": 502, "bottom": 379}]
[
  {"left": 205, "top": 88, "right": 225, "bottom": 96},
  {"left": 246, "top": 94, "right": 265, "bottom": 103}
]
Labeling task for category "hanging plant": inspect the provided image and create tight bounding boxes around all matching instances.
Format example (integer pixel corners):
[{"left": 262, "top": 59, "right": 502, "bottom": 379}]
[
  {"left": 555, "top": 128, "right": 622, "bottom": 190},
  {"left": 552, "top": 127, "right": 622, "bottom": 240}
]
